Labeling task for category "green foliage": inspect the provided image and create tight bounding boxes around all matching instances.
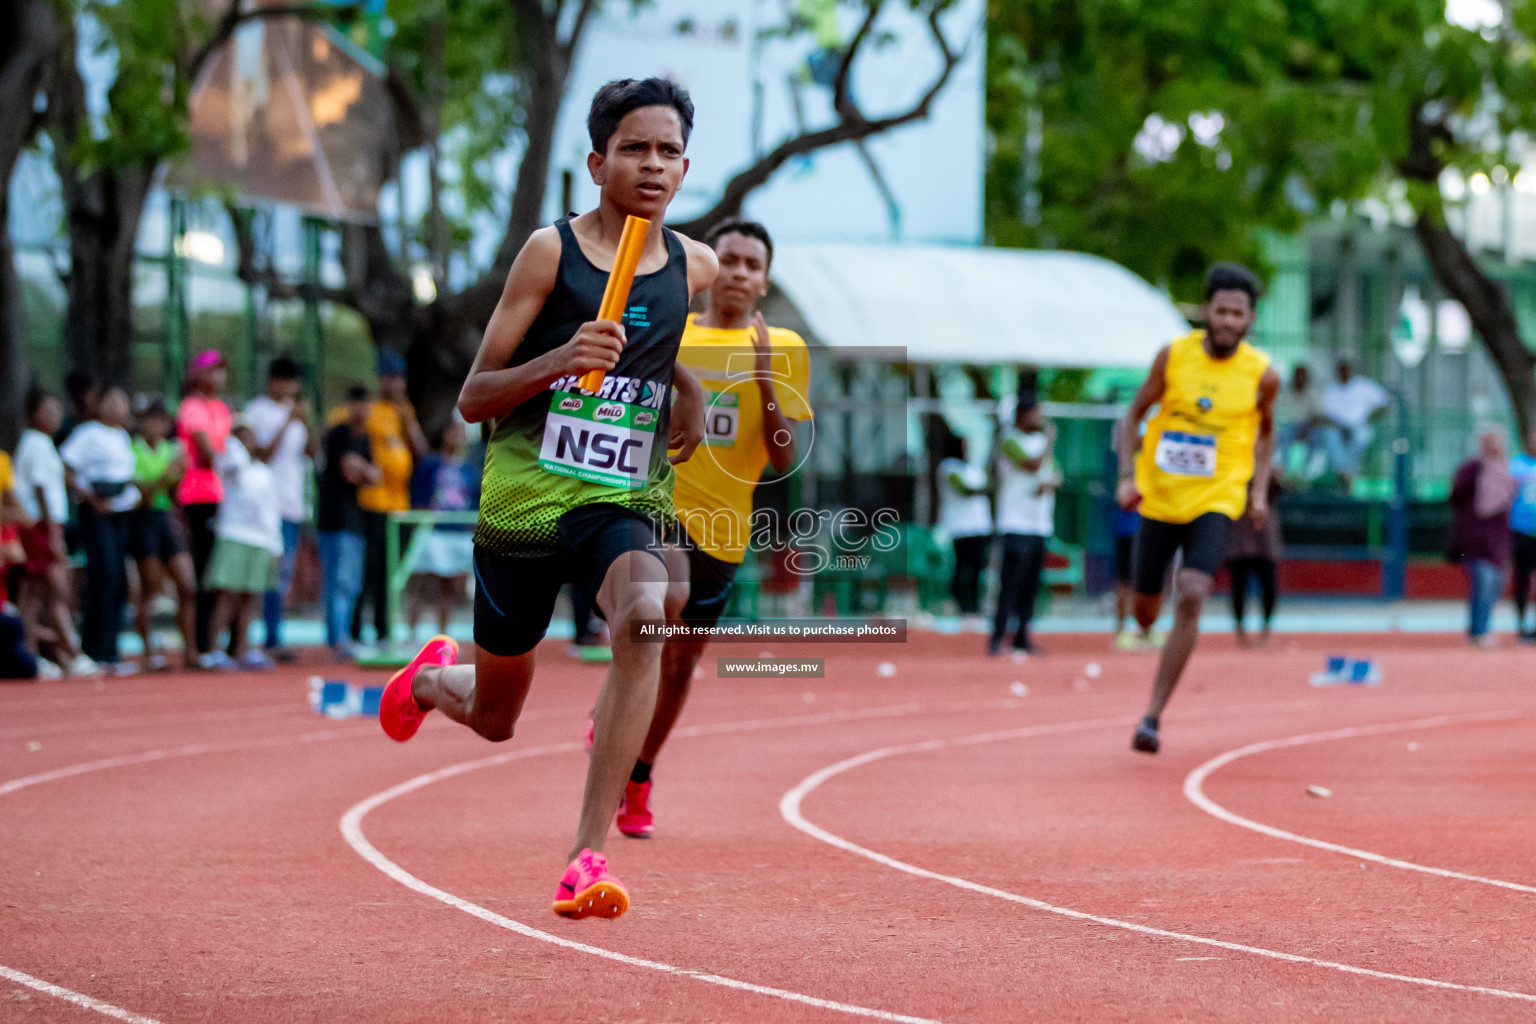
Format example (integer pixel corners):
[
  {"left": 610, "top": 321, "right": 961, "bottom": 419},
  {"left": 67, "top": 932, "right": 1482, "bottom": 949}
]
[
  {"left": 986, "top": 0, "right": 1536, "bottom": 303},
  {"left": 67, "top": 0, "right": 206, "bottom": 172}
]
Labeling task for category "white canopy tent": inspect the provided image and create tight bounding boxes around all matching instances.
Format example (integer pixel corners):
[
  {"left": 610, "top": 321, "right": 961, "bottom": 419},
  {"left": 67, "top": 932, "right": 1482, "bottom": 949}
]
[{"left": 769, "top": 243, "right": 1188, "bottom": 368}]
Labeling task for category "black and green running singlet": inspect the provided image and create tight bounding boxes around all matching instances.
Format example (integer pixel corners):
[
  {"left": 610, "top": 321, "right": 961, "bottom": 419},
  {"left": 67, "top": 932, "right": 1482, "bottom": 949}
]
[{"left": 475, "top": 217, "right": 691, "bottom": 557}]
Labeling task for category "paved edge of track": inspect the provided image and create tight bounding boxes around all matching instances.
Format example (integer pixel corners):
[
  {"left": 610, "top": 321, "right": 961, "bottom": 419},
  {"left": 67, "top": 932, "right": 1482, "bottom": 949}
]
[
  {"left": 0, "top": 965, "right": 164, "bottom": 1024},
  {"left": 1182, "top": 710, "right": 1536, "bottom": 894},
  {"left": 779, "top": 715, "right": 1536, "bottom": 1005}
]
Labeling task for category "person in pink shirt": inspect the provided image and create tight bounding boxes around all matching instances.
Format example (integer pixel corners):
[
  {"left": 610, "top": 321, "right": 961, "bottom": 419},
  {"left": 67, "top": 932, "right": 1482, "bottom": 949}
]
[{"left": 177, "top": 350, "right": 231, "bottom": 656}]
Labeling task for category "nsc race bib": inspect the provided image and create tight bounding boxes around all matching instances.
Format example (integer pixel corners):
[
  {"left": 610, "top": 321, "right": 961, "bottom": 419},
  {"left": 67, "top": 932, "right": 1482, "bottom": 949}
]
[
  {"left": 703, "top": 389, "right": 740, "bottom": 447},
  {"left": 1153, "top": 430, "right": 1216, "bottom": 477},
  {"left": 539, "top": 394, "right": 657, "bottom": 489}
]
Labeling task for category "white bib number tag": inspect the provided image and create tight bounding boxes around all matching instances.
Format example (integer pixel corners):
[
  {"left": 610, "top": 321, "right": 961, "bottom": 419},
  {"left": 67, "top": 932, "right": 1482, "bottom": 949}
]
[
  {"left": 539, "top": 394, "right": 657, "bottom": 489},
  {"left": 1153, "top": 430, "right": 1217, "bottom": 478},
  {"left": 703, "top": 389, "right": 739, "bottom": 448}
]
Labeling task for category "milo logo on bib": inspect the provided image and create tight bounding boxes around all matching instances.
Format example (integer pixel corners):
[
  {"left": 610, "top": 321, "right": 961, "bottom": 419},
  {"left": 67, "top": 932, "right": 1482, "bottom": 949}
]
[{"left": 539, "top": 393, "right": 658, "bottom": 489}]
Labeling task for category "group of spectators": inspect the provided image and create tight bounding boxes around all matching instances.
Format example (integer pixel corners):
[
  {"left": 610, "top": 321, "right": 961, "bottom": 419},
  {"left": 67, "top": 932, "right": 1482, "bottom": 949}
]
[
  {"left": 0, "top": 349, "right": 479, "bottom": 680},
  {"left": 936, "top": 396, "right": 1060, "bottom": 658},
  {"left": 1272, "top": 358, "right": 1391, "bottom": 488}
]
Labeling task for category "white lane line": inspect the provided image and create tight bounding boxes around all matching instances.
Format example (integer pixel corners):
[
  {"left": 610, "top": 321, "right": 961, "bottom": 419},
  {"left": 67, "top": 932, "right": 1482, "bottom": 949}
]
[
  {"left": 0, "top": 703, "right": 297, "bottom": 741},
  {"left": 0, "top": 727, "right": 370, "bottom": 797},
  {"left": 780, "top": 718, "right": 1536, "bottom": 1005},
  {"left": 341, "top": 739, "right": 944, "bottom": 1024},
  {"left": 1183, "top": 710, "right": 1536, "bottom": 894},
  {"left": 0, "top": 964, "right": 163, "bottom": 1023}
]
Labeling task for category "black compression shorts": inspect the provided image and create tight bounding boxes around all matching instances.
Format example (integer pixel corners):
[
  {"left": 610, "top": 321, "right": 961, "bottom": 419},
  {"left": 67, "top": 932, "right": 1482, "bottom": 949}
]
[
  {"left": 677, "top": 533, "right": 740, "bottom": 628},
  {"left": 1131, "top": 512, "right": 1233, "bottom": 597},
  {"left": 472, "top": 503, "right": 671, "bottom": 657}
]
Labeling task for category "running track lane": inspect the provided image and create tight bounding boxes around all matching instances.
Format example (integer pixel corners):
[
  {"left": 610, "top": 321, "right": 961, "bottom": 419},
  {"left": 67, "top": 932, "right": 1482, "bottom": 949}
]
[{"left": 9, "top": 641, "right": 1536, "bottom": 1024}]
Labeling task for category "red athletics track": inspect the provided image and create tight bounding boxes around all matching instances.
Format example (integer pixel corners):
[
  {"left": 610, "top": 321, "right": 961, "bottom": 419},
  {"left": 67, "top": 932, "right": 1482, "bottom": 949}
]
[{"left": 2, "top": 632, "right": 1534, "bottom": 1023}]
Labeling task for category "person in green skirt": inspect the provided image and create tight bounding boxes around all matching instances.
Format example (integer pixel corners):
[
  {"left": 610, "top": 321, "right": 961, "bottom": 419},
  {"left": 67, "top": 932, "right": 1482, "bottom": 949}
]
[{"left": 201, "top": 420, "right": 282, "bottom": 671}]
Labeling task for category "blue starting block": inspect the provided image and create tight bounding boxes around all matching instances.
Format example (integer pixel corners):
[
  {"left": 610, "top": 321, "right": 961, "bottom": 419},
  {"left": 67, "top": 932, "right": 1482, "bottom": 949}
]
[
  {"left": 1310, "top": 656, "right": 1382, "bottom": 687},
  {"left": 308, "top": 677, "right": 385, "bottom": 718}
]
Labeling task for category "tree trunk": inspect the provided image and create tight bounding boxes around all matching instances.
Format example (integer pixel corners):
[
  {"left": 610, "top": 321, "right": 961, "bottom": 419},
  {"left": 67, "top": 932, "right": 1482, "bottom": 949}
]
[
  {"left": 0, "top": 0, "right": 59, "bottom": 446},
  {"left": 1414, "top": 213, "right": 1536, "bottom": 440},
  {"left": 57, "top": 165, "right": 154, "bottom": 387}
]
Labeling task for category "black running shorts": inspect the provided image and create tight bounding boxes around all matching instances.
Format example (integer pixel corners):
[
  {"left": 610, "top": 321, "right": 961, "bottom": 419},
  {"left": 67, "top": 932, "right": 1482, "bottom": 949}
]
[
  {"left": 677, "top": 534, "right": 740, "bottom": 628},
  {"left": 473, "top": 503, "right": 672, "bottom": 657},
  {"left": 1131, "top": 512, "right": 1233, "bottom": 597}
]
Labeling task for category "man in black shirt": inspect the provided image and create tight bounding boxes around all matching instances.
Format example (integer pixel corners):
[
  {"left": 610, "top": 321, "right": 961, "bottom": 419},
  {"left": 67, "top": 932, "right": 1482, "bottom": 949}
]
[{"left": 317, "top": 387, "right": 379, "bottom": 658}]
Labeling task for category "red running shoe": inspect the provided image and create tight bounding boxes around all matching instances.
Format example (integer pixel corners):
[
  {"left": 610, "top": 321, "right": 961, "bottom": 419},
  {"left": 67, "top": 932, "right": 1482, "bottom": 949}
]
[
  {"left": 616, "top": 779, "right": 653, "bottom": 838},
  {"left": 552, "top": 848, "right": 629, "bottom": 919},
  {"left": 379, "top": 635, "right": 458, "bottom": 742}
]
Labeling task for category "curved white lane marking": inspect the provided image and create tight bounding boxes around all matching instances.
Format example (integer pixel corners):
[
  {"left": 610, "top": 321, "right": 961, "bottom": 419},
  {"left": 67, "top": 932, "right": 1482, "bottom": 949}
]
[
  {"left": 342, "top": 739, "right": 943, "bottom": 1024},
  {"left": 780, "top": 717, "right": 1536, "bottom": 1005},
  {"left": 0, "top": 965, "right": 163, "bottom": 1024},
  {"left": 0, "top": 727, "right": 368, "bottom": 797},
  {"left": 1184, "top": 710, "right": 1536, "bottom": 894}
]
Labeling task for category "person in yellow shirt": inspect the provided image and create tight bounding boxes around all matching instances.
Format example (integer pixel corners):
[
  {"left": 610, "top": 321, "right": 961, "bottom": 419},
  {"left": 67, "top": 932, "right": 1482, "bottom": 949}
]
[
  {"left": 614, "top": 219, "right": 812, "bottom": 838},
  {"left": 1116, "top": 263, "right": 1280, "bottom": 754},
  {"left": 327, "top": 352, "right": 427, "bottom": 646}
]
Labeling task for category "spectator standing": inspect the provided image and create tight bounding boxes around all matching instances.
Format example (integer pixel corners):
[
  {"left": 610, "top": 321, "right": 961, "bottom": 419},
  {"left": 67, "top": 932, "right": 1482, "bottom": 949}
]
[
  {"left": 1509, "top": 428, "right": 1536, "bottom": 641},
  {"left": 1317, "top": 359, "right": 1389, "bottom": 487},
  {"left": 1449, "top": 428, "right": 1517, "bottom": 649},
  {"left": 202, "top": 422, "right": 282, "bottom": 670},
  {"left": 176, "top": 350, "right": 232, "bottom": 654},
  {"left": 936, "top": 432, "right": 992, "bottom": 616},
  {"left": 317, "top": 388, "right": 379, "bottom": 657},
  {"left": 130, "top": 401, "right": 197, "bottom": 670},
  {"left": 243, "top": 356, "right": 314, "bottom": 660},
  {"left": 60, "top": 387, "right": 140, "bottom": 670},
  {"left": 15, "top": 388, "right": 95, "bottom": 676},
  {"left": 1227, "top": 477, "right": 1283, "bottom": 646},
  {"left": 990, "top": 397, "right": 1058, "bottom": 657},
  {"left": 407, "top": 420, "right": 479, "bottom": 637},
  {"left": 348, "top": 352, "right": 425, "bottom": 647}
]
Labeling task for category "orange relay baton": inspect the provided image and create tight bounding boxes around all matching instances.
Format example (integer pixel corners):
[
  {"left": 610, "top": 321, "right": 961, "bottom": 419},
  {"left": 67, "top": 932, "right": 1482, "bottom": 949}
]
[{"left": 578, "top": 215, "right": 651, "bottom": 393}]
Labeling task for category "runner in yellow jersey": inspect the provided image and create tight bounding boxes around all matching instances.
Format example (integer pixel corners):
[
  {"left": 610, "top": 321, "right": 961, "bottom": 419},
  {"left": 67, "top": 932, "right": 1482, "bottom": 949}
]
[
  {"left": 1116, "top": 263, "right": 1280, "bottom": 754},
  {"left": 614, "top": 219, "right": 812, "bottom": 837}
]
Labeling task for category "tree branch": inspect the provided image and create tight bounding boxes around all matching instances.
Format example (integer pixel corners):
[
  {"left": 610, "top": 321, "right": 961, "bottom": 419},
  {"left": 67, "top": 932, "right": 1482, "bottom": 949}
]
[
  {"left": 564, "top": 0, "right": 600, "bottom": 57},
  {"left": 186, "top": 3, "right": 360, "bottom": 84},
  {"left": 672, "top": 4, "right": 969, "bottom": 238},
  {"left": 832, "top": 0, "right": 886, "bottom": 118}
]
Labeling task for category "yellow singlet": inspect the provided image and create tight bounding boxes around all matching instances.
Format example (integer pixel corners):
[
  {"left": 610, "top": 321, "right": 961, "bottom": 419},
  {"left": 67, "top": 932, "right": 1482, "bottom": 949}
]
[
  {"left": 673, "top": 315, "right": 813, "bottom": 563},
  {"left": 1135, "top": 330, "right": 1270, "bottom": 524}
]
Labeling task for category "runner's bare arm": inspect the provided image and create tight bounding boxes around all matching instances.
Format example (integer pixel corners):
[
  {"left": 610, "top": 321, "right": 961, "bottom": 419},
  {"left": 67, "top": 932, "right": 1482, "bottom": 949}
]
[
  {"left": 457, "top": 228, "right": 623, "bottom": 425},
  {"left": 681, "top": 233, "right": 719, "bottom": 299},
  {"left": 1246, "top": 366, "right": 1282, "bottom": 527},
  {"left": 1116, "top": 345, "right": 1170, "bottom": 508},
  {"left": 669, "top": 364, "right": 705, "bottom": 465}
]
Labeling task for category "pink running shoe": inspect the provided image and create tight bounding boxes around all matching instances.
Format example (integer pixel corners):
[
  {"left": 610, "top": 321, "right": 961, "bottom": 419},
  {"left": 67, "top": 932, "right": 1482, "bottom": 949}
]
[
  {"left": 616, "top": 779, "right": 653, "bottom": 838},
  {"left": 379, "top": 635, "right": 458, "bottom": 742},
  {"left": 584, "top": 708, "right": 595, "bottom": 754},
  {"left": 552, "top": 849, "right": 629, "bottom": 919}
]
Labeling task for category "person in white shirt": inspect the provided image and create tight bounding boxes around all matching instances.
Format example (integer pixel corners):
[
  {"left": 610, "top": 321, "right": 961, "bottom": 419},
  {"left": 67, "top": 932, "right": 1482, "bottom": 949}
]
[
  {"left": 936, "top": 431, "right": 992, "bottom": 615},
  {"left": 1317, "top": 359, "right": 1389, "bottom": 485},
  {"left": 242, "top": 356, "right": 315, "bottom": 660},
  {"left": 990, "top": 397, "right": 1059, "bottom": 657},
  {"left": 59, "top": 387, "right": 141, "bottom": 670},
  {"left": 15, "top": 388, "right": 95, "bottom": 676},
  {"left": 201, "top": 422, "right": 283, "bottom": 671}
]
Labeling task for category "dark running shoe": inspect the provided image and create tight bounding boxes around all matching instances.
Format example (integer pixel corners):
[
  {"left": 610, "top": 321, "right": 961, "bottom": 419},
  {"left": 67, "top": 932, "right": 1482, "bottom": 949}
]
[{"left": 1131, "top": 716, "right": 1161, "bottom": 755}]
